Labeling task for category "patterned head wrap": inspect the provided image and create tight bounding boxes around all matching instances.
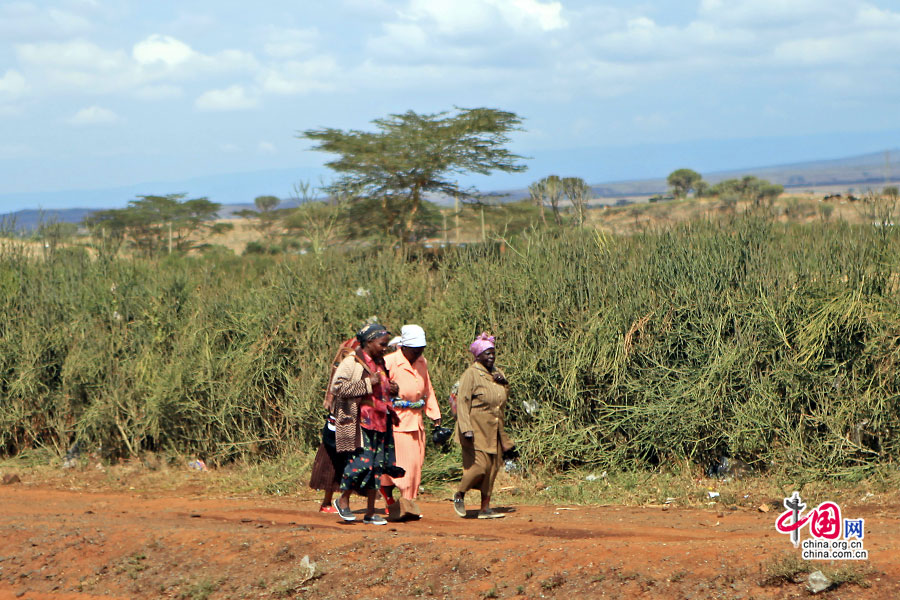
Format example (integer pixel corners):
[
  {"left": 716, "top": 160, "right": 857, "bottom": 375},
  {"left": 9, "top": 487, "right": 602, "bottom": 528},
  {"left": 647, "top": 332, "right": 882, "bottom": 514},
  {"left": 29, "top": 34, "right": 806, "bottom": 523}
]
[
  {"left": 469, "top": 332, "right": 495, "bottom": 357},
  {"left": 356, "top": 323, "right": 390, "bottom": 344}
]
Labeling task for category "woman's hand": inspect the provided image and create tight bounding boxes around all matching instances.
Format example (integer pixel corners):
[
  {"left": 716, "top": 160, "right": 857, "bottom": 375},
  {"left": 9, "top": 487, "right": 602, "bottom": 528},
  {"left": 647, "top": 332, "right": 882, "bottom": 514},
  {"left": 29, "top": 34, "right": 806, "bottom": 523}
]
[
  {"left": 492, "top": 372, "right": 508, "bottom": 385},
  {"left": 368, "top": 372, "right": 381, "bottom": 386},
  {"left": 388, "top": 381, "right": 399, "bottom": 396},
  {"left": 432, "top": 418, "right": 442, "bottom": 427}
]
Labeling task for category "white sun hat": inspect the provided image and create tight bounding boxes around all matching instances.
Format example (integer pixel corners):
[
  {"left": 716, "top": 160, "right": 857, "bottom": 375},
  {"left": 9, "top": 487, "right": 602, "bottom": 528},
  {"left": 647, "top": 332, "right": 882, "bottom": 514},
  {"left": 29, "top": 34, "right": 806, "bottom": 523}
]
[{"left": 388, "top": 324, "right": 427, "bottom": 347}]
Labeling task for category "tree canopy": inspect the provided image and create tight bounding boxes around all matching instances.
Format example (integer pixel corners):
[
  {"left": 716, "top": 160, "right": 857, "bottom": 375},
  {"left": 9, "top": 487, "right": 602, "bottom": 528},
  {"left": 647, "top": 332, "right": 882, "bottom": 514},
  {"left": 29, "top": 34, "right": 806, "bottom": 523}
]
[
  {"left": 84, "top": 194, "right": 221, "bottom": 255},
  {"left": 712, "top": 176, "right": 783, "bottom": 208},
  {"left": 667, "top": 168, "right": 703, "bottom": 199},
  {"left": 300, "top": 107, "right": 527, "bottom": 240}
]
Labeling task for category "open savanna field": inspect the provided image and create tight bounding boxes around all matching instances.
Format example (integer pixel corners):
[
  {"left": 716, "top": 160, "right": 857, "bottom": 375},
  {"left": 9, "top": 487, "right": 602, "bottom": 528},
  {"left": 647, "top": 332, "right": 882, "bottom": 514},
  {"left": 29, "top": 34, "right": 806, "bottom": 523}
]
[{"left": 2, "top": 201, "right": 900, "bottom": 598}]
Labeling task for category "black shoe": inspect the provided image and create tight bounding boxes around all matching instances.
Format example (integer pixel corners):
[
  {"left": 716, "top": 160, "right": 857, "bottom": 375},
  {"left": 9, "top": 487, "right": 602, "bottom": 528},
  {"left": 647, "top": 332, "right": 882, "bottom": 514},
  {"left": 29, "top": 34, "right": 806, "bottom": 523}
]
[
  {"left": 333, "top": 499, "right": 356, "bottom": 522},
  {"left": 453, "top": 496, "right": 466, "bottom": 518},
  {"left": 363, "top": 514, "right": 387, "bottom": 525}
]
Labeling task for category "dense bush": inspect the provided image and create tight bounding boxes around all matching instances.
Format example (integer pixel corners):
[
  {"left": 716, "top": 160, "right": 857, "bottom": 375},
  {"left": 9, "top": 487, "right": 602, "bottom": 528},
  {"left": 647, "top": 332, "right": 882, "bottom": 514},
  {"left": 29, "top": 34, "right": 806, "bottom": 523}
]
[{"left": 1, "top": 216, "right": 898, "bottom": 478}]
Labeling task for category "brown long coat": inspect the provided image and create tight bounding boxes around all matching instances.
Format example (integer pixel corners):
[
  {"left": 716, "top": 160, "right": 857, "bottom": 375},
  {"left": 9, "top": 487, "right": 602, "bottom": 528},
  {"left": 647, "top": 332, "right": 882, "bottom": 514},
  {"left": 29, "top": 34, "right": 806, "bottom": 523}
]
[{"left": 454, "top": 361, "right": 513, "bottom": 454}]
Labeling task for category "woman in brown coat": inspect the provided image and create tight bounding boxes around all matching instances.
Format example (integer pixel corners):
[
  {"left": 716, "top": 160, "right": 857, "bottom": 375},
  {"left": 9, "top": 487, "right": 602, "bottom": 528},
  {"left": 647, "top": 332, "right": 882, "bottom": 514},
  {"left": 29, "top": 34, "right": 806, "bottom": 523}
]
[
  {"left": 330, "top": 323, "right": 402, "bottom": 525},
  {"left": 453, "top": 332, "right": 514, "bottom": 519}
]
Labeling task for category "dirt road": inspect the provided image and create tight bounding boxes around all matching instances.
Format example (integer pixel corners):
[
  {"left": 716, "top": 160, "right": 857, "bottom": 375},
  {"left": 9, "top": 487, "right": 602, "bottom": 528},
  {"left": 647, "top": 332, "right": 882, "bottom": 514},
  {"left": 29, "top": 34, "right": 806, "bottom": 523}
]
[{"left": 1, "top": 483, "right": 897, "bottom": 599}]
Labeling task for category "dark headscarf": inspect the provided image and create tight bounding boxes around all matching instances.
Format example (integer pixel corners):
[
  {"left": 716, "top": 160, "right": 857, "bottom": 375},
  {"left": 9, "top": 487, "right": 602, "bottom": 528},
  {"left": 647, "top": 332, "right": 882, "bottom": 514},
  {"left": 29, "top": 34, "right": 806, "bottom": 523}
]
[{"left": 356, "top": 323, "right": 390, "bottom": 344}]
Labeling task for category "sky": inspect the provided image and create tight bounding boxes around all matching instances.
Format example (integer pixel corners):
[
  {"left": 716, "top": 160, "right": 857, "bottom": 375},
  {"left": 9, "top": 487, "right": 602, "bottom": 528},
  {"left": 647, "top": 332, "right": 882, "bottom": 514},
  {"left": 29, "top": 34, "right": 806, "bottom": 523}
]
[{"left": 1, "top": 0, "right": 900, "bottom": 211}]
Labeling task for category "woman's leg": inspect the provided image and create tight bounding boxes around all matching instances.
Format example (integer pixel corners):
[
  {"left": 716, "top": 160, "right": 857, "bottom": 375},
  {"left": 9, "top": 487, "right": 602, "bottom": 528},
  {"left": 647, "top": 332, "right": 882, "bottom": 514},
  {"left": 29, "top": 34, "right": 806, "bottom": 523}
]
[
  {"left": 386, "top": 429, "right": 425, "bottom": 500},
  {"left": 479, "top": 452, "right": 502, "bottom": 511},
  {"left": 365, "top": 489, "right": 377, "bottom": 519}
]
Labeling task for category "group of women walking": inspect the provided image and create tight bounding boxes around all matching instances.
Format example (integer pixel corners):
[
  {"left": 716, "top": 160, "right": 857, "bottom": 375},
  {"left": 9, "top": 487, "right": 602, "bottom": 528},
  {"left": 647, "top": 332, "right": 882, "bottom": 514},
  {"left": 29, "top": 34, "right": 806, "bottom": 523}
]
[{"left": 308, "top": 324, "right": 514, "bottom": 523}]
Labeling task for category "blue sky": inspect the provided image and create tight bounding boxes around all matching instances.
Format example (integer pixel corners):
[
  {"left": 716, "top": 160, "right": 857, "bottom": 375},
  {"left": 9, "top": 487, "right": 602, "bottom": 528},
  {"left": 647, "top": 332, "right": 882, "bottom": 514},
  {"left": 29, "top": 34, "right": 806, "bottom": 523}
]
[{"left": 1, "top": 0, "right": 899, "bottom": 211}]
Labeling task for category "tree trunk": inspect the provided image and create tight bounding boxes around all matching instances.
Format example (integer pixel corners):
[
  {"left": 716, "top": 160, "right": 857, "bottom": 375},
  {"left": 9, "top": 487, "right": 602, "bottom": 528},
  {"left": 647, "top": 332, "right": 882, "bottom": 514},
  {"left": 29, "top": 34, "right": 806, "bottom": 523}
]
[{"left": 403, "top": 185, "right": 421, "bottom": 241}]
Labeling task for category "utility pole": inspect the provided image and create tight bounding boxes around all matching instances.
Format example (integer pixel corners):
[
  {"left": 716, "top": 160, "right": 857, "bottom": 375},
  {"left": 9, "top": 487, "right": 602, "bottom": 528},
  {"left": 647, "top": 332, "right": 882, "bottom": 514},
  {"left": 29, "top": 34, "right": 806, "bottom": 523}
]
[
  {"left": 454, "top": 196, "right": 460, "bottom": 243},
  {"left": 480, "top": 206, "right": 486, "bottom": 242}
]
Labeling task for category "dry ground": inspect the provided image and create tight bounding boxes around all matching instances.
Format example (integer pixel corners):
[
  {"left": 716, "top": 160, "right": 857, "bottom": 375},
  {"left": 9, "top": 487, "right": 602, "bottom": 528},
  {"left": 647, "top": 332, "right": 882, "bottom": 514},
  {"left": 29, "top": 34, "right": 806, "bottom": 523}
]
[{"left": 1, "top": 464, "right": 897, "bottom": 600}]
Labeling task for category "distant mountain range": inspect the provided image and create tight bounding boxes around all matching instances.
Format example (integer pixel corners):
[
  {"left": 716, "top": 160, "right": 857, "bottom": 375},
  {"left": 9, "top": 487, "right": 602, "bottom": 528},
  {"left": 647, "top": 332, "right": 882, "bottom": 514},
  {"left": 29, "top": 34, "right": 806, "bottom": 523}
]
[{"left": 2, "top": 149, "right": 897, "bottom": 231}]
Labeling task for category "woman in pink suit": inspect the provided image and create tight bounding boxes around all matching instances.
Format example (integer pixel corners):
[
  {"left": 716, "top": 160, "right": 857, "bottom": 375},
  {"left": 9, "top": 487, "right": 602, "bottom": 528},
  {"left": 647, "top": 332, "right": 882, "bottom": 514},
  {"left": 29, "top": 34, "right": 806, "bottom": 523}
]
[{"left": 381, "top": 325, "right": 442, "bottom": 518}]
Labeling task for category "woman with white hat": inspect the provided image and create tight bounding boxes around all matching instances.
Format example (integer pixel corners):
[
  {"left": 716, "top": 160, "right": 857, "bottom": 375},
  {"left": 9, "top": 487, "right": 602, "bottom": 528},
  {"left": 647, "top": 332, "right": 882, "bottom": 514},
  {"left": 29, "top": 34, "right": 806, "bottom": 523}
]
[{"left": 382, "top": 324, "right": 442, "bottom": 518}]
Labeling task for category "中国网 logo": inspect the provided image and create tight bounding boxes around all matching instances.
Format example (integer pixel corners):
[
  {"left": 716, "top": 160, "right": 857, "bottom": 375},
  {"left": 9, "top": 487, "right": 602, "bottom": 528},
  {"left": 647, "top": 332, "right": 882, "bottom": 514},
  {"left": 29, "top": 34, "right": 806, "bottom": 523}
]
[{"left": 775, "top": 492, "right": 868, "bottom": 560}]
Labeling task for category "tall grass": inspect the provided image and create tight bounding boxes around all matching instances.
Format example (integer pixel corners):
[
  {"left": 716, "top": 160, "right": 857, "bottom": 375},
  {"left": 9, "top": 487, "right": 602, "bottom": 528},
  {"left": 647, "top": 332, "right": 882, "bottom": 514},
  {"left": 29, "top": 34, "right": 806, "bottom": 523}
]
[{"left": 1, "top": 216, "right": 898, "bottom": 478}]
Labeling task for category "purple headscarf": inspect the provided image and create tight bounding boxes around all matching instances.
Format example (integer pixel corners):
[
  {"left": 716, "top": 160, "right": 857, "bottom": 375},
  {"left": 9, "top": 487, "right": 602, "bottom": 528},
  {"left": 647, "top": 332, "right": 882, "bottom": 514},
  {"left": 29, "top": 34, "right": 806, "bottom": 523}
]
[{"left": 469, "top": 332, "right": 495, "bottom": 358}]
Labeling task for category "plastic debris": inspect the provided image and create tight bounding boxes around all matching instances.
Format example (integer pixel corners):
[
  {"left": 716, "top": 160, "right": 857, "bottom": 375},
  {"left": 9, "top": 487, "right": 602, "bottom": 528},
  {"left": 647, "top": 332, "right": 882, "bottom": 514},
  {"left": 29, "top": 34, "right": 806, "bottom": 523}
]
[
  {"left": 758, "top": 504, "right": 771, "bottom": 513},
  {"left": 504, "top": 459, "right": 521, "bottom": 474},
  {"left": 522, "top": 399, "right": 539, "bottom": 415},
  {"left": 448, "top": 381, "right": 459, "bottom": 415},
  {"left": 585, "top": 474, "right": 599, "bottom": 481},
  {"left": 707, "top": 491, "right": 720, "bottom": 499},
  {"left": 62, "top": 442, "right": 81, "bottom": 469},
  {"left": 188, "top": 459, "right": 207, "bottom": 471},
  {"left": 297, "top": 555, "right": 318, "bottom": 583},
  {"left": 706, "top": 456, "right": 749, "bottom": 481},
  {"left": 355, "top": 288, "right": 371, "bottom": 297},
  {"left": 807, "top": 570, "right": 832, "bottom": 594}
]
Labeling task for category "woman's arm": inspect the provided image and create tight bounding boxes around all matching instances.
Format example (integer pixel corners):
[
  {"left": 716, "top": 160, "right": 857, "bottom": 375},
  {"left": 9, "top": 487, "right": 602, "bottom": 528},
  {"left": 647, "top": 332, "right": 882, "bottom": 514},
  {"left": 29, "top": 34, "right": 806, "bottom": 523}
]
[{"left": 455, "top": 368, "right": 475, "bottom": 436}]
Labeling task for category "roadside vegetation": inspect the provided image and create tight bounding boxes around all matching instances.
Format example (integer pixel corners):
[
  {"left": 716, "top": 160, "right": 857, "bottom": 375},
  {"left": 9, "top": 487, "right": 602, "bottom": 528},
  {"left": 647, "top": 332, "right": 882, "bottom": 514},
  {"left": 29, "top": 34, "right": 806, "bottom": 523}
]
[{"left": 2, "top": 206, "right": 899, "bottom": 487}]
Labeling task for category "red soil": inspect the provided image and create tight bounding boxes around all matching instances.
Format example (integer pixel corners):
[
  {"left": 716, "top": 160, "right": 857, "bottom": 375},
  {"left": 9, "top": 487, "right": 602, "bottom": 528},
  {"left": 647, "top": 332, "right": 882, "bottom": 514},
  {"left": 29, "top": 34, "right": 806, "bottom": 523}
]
[{"left": 1, "top": 482, "right": 897, "bottom": 599}]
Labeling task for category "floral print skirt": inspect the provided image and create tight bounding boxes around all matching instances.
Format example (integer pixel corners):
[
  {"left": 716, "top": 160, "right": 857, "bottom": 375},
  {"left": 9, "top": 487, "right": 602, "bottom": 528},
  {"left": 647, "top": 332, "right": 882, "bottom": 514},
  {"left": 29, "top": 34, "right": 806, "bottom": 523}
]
[{"left": 340, "top": 426, "right": 396, "bottom": 493}]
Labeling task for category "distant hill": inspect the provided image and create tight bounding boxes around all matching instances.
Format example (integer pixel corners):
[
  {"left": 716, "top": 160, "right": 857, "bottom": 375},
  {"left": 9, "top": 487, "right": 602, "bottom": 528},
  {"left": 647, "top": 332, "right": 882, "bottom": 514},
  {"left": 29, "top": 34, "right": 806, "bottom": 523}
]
[
  {"left": 1, "top": 208, "right": 97, "bottom": 232},
  {"left": 493, "top": 148, "right": 900, "bottom": 202},
  {"left": 2, "top": 148, "right": 897, "bottom": 230}
]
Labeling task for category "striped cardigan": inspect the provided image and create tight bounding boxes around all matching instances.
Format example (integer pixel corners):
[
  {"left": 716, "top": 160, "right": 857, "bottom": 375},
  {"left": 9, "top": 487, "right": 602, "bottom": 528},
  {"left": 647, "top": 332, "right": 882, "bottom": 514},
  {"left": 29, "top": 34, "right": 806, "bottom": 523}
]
[{"left": 330, "top": 353, "right": 373, "bottom": 452}]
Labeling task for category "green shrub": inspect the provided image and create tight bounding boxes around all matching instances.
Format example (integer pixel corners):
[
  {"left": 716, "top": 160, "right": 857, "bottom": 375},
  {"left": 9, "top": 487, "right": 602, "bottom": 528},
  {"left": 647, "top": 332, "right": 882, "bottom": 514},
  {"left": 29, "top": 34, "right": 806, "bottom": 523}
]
[{"left": 1, "top": 216, "right": 898, "bottom": 479}]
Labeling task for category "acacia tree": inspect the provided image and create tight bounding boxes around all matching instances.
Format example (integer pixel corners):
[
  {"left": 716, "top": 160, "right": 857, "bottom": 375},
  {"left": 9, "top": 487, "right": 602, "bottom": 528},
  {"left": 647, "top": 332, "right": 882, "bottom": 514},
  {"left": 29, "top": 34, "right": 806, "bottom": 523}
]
[
  {"left": 712, "top": 176, "right": 783, "bottom": 209},
  {"left": 667, "top": 168, "right": 703, "bottom": 199},
  {"left": 85, "top": 194, "right": 221, "bottom": 255},
  {"left": 528, "top": 180, "right": 548, "bottom": 226},
  {"left": 529, "top": 175, "right": 564, "bottom": 225},
  {"left": 301, "top": 107, "right": 527, "bottom": 241},
  {"left": 561, "top": 176, "right": 592, "bottom": 226}
]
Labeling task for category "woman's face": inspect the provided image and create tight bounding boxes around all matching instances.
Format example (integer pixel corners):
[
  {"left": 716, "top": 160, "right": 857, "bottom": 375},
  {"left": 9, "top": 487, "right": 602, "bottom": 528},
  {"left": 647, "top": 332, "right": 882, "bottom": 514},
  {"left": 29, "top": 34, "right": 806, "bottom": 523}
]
[
  {"left": 401, "top": 345, "right": 425, "bottom": 364},
  {"left": 364, "top": 334, "right": 391, "bottom": 359},
  {"left": 476, "top": 347, "right": 496, "bottom": 370}
]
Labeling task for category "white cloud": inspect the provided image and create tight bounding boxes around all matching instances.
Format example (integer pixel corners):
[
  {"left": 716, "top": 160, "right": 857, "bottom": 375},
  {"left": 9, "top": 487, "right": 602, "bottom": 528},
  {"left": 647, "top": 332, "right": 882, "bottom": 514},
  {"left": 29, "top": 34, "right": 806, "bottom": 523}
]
[
  {"left": 263, "top": 27, "right": 321, "bottom": 59},
  {"left": 133, "top": 34, "right": 195, "bottom": 67},
  {"left": 68, "top": 105, "right": 120, "bottom": 126},
  {"left": 257, "top": 141, "right": 277, "bottom": 154},
  {"left": 698, "top": 0, "right": 835, "bottom": 26},
  {"left": 259, "top": 56, "right": 339, "bottom": 95},
  {"left": 0, "top": 70, "right": 28, "bottom": 99},
  {"left": 15, "top": 35, "right": 259, "bottom": 98},
  {"left": 220, "top": 142, "right": 240, "bottom": 153},
  {"left": 195, "top": 85, "right": 258, "bottom": 111},
  {"left": 399, "top": 0, "right": 566, "bottom": 35},
  {"left": 134, "top": 84, "right": 183, "bottom": 100},
  {"left": 0, "top": 2, "right": 94, "bottom": 40},
  {"left": 494, "top": 0, "right": 566, "bottom": 32},
  {"left": 17, "top": 39, "right": 128, "bottom": 72}
]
